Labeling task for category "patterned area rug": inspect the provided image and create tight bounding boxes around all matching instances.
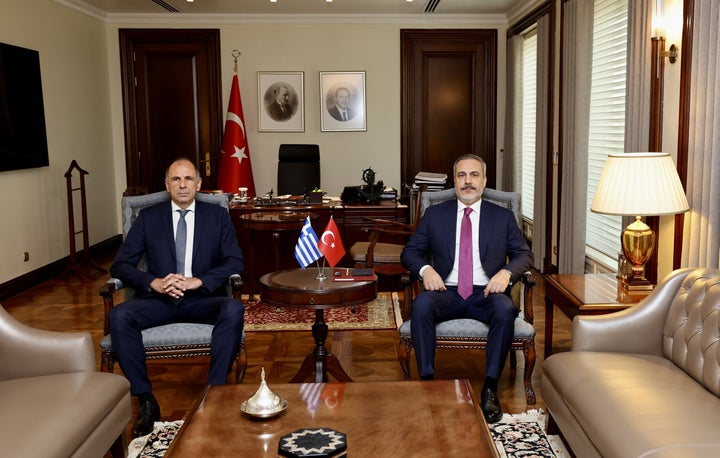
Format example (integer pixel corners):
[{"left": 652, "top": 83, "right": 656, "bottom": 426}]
[
  {"left": 131, "top": 409, "right": 570, "bottom": 457},
  {"left": 128, "top": 421, "right": 183, "bottom": 458},
  {"left": 489, "top": 409, "right": 570, "bottom": 458},
  {"left": 243, "top": 292, "right": 402, "bottom": 331}
]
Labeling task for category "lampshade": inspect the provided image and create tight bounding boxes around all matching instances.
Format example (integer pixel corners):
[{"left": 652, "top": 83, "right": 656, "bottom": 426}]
[{"left": 591, "top": 152, "right": 689, "bottom": 216}]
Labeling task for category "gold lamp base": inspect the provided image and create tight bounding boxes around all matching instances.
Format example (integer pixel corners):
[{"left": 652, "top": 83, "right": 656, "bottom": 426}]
[{"left": 621, "top": 216, "right": 655, "bottom": 291}]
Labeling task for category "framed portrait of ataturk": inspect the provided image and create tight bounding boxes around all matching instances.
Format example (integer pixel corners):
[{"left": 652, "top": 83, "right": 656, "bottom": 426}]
[{"left": 258, "top": 71, "right": 304, "bottom": 132}]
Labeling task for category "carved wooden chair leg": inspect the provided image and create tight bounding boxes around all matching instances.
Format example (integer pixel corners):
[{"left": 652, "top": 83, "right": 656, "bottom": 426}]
[
  {"left": 101, "top": 352, "right": 115, "bottom": 373},
  {"left": 523, "top": 341, "right": 537, "bottom": 404},
  {"left": 398, "top": 336, "right": 413, "bottom": 380},
  {"left": 236, "top": 347, "right": 248, "bottom": 383}
]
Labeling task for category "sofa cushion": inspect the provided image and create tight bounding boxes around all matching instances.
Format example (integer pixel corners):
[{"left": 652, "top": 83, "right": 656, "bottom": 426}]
[
  {"left": 0, "top": 371, "right": 130, "bottom": 457},
  {"left": 543, "top": 351, "right": 720, "bottom": 457}
]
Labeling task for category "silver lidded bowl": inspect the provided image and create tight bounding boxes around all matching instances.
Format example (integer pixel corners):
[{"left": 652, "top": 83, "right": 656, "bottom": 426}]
[{"left": 241, "top": 367, "right": 288, "bottom": 418}]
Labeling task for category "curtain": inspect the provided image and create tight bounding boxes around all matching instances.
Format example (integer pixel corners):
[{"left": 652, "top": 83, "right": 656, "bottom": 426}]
[
  {"left": 558, "top": 0, "right": 594, "bottom": 274},
  {"left": 503, "top": 34, "right": 523, "bottom": 191},
  {"left": 681, "top": 0, "right": 720, "bottom": 268},
  {"left": 532, "top": 14, "right": 550, "bottom": 271},
  {"left": 624, "top": 1, "right": 651, "bottom": 152}
]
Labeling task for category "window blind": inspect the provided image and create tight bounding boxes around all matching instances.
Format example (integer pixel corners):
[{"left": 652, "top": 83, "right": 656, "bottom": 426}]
[
  {"left": 521, "top": 30, "right": 537, "bottom": 222},
  {"left": 586, "top": 0, "right": 627, "bottom": 269}
]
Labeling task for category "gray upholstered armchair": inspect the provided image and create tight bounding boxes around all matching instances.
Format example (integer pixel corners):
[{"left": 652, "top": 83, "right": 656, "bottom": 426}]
[
  {"left": 0, "top": 304, "right": 131, "bottom": 457},
  {"left": 397, "top": 187, "right": 537, "bottom": 404},
  {"left": 99, "top": 191, "right": 247, "bottom": 383}
]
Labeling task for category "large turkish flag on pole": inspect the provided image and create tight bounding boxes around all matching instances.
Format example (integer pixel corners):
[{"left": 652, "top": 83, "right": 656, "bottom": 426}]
[{"left": 217, "top": 74, "right": 256, "bottom": 196}]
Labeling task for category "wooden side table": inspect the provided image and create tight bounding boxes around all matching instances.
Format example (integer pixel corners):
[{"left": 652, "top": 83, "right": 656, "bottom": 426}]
[
  {"left": 259, "top": 268, "right": 377, "bottom": 383},
  {"left": 544, "top": 274, "right": 649, "bottom": 358}
]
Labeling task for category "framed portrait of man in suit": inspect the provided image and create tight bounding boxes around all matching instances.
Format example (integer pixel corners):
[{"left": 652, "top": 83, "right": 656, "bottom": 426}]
[
  {"left": 258, "top": 71, "right": 304, "bottom": 132},
  {"left": 320, "top": 71, "right": 366, "bottom": 132}
]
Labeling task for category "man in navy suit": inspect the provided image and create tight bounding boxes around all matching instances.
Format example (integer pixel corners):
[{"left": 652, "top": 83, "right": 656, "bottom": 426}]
[
  {"left": 109, "top": 157, "right": 245, "bottom": 437},
  {"left": 401, "top": 154, "right": 533, "bottom": 423}
]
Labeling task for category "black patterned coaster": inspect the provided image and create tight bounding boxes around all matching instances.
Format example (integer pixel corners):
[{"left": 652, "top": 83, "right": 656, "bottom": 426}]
[{"left": 278, "top": 428, "right": 347, "bottom": 458}]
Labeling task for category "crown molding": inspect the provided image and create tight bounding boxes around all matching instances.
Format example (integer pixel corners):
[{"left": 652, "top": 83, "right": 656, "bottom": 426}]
[{"left": 53, "top": 1, "right": 508, "bottom": 26}]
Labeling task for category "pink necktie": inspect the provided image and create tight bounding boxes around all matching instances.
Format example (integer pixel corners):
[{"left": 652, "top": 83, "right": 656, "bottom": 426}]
[{"left": 458, "top": 207, "right": 473, "bottom": 299}]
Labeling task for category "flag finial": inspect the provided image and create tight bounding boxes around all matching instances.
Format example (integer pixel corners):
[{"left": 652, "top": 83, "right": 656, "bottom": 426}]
[{"left": 232, "top": 49, "right": 241, "bottom": 74}]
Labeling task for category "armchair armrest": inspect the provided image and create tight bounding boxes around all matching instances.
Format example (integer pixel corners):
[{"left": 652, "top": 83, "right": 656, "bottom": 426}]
[
  {"left": 99, "top": 278, "right": 124, "bottom": 336},
  {"left": 0, "top": 306, "right": 95, "bottom": 381},
  {"left": 519, "top": 271, "right": 536, "bottom": 324},
  {"left": 571, "top": 268, "right": 692, "bottom": 355},
  {"left": 229, "top": 274, "right": 244, "bottom": 301}
]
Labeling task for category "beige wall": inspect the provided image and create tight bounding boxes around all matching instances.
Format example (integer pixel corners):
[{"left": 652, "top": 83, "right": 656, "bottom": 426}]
[
  {"left": 105, "top": 16, "right": 509, "bottom": 202},
  {"left": 0, "top": 0, "right": 117, "bottom": 283},
  {"left": 1, "top": 1, "right": 508, "bottom": 284},
  {"left": 0, "top": 0, "right": 685, "bottom": 285}
]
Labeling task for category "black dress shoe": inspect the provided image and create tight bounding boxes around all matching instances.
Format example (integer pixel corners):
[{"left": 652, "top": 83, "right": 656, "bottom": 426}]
[
  {"left": 132, "top": 398, "right": 160, "bottom": 438},
  {"left": 480, "top": 387, "right": 503, "bottom": 424}
]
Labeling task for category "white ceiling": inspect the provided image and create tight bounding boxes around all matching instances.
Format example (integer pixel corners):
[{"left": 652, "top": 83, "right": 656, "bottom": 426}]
[{"left": 68, "top": 0, "right": 521, "bottom": 16}]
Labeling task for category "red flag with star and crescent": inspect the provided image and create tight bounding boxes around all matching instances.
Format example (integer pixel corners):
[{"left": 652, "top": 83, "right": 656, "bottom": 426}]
[
  {"left": 217, "top": 74, "right": 256, "bottom": 196},
  {"left": 318, "top": 217, "right": 346, "bottom": 267}
]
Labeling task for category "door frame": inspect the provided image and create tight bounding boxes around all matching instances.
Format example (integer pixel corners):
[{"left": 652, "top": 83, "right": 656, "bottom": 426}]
[{"left": 118, "top": 28, "right": 223, "bottom": 191}]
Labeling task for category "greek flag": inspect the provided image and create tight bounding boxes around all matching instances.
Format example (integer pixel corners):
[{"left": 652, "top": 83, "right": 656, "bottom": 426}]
[{"left": 294, "top": 217, "right": 322, "bottom": 268}]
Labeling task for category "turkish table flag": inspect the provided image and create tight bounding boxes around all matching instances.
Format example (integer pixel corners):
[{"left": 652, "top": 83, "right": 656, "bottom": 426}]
[
  {"left": 217, "top": 74, "right": 256, "bottom": 196},
  {"left": 318, "top": 217, "right": 346, "bottom": 267}
]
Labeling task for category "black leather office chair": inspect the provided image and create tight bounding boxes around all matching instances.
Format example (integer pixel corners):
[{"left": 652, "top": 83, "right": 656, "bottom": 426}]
[{"left": 277, "top": 144, "right": 320, "bottom": 196}]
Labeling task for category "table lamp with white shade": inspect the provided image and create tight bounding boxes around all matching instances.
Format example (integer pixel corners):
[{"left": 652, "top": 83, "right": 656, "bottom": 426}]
[{"left": 591, "top": 152, "right": 689, "bottom": 291}]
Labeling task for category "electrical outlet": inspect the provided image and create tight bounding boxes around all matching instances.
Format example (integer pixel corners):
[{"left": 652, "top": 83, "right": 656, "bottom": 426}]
[{"left": 24, "top": 252, "right": 29, "bottom": 262}]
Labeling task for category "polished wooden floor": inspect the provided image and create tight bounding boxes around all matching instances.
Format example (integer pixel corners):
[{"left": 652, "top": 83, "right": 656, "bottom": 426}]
[{"left": 2, "top": 251, "right": 572, "bottom": 430}]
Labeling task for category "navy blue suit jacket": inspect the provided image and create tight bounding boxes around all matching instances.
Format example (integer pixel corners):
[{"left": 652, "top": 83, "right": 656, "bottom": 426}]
[
  {"left": 110, "top": 200, "right": 244, "bottom": 297},
  {"left": 401, "top": 198, "right": 533, "bottom": 285}
]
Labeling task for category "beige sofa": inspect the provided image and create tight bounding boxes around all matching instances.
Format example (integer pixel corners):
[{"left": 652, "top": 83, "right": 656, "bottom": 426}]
[
  {"left": 0, "top": 305, "right": 131, "bottom": 458},
  {"left": 542, "top": 267, "right": 720, "bottom": 458}
]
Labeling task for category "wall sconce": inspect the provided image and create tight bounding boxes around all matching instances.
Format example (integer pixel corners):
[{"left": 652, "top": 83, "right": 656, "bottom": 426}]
[
  {"left": 656, "top": 41, "right": 679, "bottom": 64},
  {"left": 652, "top": 0, "right": 679, "bottom": 64},
  {"left": 662, "top": 44, "right": 679, "bottom": 64}
]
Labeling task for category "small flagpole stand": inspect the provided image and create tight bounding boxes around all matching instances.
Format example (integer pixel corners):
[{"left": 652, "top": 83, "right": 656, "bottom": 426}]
[{"left": 315, "top": 258, "right": 327, "bottom": 280}]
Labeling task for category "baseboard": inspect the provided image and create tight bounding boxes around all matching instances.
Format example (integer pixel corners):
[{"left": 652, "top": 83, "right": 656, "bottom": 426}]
[{"left": 0, "top": 235, "right": 121, "bottom": 303}]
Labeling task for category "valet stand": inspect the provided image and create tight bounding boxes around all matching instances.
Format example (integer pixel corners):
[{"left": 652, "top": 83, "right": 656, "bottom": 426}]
[{"left": 62, "top": 160, "right": 106, "bottom": 278}]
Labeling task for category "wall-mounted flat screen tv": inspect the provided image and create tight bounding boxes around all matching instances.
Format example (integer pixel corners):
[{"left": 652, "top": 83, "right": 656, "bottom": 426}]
[{"left": 0, "top": 42, "right": 50, "bottom": 172}]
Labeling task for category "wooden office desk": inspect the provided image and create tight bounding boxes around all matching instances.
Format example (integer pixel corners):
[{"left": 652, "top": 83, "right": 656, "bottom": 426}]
[
  {"left": 231, "top": 200, "right": 407, "bottom": 294},
  {"left": 544, "top": 274, "right": 649, "bottom": 358}
]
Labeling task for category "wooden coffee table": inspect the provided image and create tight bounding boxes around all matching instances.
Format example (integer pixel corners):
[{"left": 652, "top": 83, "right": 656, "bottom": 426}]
[
  {"left": 166, "top": 380, "right": 499, "bottom": 457},
  {"left": 259, "top": 268, "right": 377, "bottom": 383}
]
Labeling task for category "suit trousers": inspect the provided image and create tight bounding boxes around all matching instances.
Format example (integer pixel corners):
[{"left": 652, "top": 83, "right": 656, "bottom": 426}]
[
  {"left": 410, "top": 286, "right": 517, "bottom": 379},
  {"left": 109, "top": 294, "right": 245, "bottom": 395}
]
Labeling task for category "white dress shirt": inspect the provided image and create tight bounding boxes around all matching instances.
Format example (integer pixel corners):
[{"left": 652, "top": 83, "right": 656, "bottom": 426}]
[
  {"left": 171, "top": 201, "right": 195, "bottom": 277},
  {"left": 444, "top": 200, "right": 489, "bottom": 287}
]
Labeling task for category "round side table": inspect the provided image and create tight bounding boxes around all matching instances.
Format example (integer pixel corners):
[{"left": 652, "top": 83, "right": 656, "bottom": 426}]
[{"left": 259, "top": 268, "right": 377, "bottom": 383}]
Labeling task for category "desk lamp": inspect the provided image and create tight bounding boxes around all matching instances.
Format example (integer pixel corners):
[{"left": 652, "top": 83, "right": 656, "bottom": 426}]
[{"left": 591, "top": 152, "right": 689, "bottom": 291}]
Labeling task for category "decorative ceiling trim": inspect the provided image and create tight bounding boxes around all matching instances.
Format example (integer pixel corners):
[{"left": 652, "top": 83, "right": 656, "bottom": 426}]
[{"left": 52, "top": 0, "right": 508, "bottom": 25}]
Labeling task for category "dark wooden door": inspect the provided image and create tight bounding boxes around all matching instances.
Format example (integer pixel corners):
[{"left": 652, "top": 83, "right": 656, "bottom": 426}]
[
  {"left": 401, "top": 29, "right": 497, "bottom": 188},
  {"left": 119, "top": 29, "right": 223, "bottom": 192}
]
